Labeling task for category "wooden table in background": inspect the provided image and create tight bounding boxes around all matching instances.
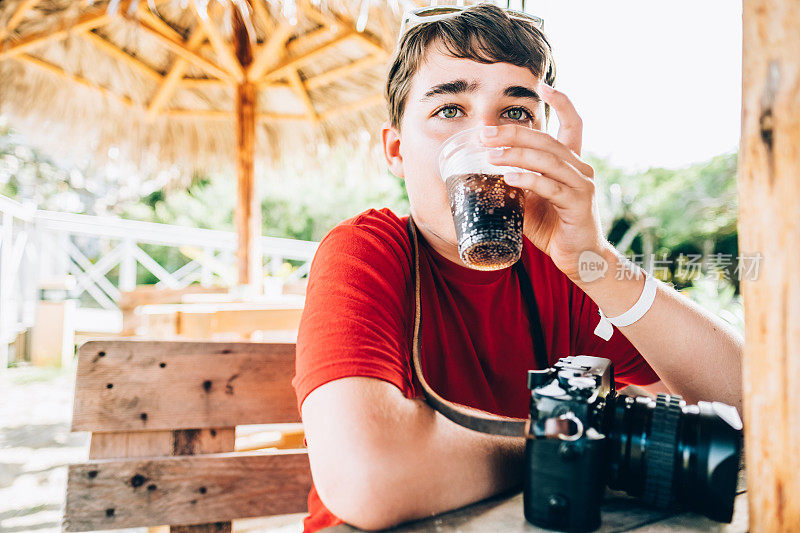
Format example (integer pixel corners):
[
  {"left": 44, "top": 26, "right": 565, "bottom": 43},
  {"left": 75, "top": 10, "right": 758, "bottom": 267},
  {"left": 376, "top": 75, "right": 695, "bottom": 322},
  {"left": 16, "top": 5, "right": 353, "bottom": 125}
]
[
  {"left": 324, "top": 470, "right": 747, "bottom": 533},
  {"left": 137, "top": 301, "right": 304, "bottom": 341},
  {"left": 119, "top": 285, "right": 230, "bottom": 336}
]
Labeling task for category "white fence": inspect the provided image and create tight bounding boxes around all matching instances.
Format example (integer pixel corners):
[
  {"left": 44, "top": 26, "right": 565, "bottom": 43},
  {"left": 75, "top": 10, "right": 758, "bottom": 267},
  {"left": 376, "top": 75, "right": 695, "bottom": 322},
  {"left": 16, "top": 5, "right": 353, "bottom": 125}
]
[{"left": 0, "top": 193, "right": 318, "bottom": 369}]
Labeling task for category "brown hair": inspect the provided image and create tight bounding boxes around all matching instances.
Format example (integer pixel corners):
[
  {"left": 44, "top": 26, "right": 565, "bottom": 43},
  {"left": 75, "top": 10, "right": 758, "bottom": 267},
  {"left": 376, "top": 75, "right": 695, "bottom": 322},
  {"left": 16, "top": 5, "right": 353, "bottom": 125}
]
[{"left": 385, "top": 3, "right": 557, "bottom": 130}]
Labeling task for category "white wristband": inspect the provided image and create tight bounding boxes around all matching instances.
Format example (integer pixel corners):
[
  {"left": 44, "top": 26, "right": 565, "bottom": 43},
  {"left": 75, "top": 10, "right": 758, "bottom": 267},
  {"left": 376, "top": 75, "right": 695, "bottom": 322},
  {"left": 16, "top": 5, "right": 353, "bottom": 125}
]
[{"left": 593, "top": 272, "right": 658, "bottom": 341}]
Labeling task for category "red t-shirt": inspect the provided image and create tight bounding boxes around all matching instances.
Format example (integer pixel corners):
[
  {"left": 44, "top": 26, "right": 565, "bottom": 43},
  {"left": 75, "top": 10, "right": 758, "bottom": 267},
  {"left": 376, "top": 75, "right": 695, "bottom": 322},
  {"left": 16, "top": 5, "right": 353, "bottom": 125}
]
[{"left": 292, "top": 208, "right": 659, "bottom": 532}]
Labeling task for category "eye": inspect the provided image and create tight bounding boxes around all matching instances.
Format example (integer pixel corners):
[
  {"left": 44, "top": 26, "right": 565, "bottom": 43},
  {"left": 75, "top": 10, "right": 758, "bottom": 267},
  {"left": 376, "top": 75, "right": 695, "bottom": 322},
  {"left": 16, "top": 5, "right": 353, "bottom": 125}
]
[
  {"left": 434, "top": 105, "right": 463, "bottom": 119},
  {"left": 503, "top": 107, "right": 532, "bottom": 121}
]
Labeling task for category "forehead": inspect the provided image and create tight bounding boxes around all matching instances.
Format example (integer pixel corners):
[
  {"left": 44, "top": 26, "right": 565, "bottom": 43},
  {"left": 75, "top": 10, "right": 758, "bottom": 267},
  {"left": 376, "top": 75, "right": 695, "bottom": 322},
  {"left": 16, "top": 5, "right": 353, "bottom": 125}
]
[{"left": 407, "top": 43, "right": 540, "bottom": 99}]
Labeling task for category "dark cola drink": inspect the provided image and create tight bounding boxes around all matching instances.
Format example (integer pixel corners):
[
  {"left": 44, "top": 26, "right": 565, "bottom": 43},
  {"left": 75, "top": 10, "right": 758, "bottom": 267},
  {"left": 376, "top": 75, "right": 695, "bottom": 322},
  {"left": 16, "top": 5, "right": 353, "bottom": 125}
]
[{"left": 446, "top": 173, "right": 525, "bottom": 270}]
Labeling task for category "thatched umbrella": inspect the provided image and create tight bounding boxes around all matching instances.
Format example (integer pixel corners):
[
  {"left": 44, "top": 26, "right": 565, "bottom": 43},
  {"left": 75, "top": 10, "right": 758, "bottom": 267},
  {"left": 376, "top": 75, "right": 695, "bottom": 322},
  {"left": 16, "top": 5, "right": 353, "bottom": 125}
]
[{"left": 0, "top": 0, "right": 425, "bottom": 288}]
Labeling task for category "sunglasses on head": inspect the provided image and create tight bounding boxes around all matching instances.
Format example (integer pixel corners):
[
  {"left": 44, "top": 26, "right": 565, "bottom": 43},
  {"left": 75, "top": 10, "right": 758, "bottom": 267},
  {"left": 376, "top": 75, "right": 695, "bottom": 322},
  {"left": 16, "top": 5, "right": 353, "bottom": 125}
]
[{"left": 398, "top": 5, "right": 545, "bottom": 42}]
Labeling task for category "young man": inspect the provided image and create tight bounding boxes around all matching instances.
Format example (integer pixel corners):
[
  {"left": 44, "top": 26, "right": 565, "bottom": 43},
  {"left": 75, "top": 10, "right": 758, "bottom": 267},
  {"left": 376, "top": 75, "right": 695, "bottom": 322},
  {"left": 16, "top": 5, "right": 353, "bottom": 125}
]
[{"left": 292, "top": 4, "right": 743, "bottom": 531}]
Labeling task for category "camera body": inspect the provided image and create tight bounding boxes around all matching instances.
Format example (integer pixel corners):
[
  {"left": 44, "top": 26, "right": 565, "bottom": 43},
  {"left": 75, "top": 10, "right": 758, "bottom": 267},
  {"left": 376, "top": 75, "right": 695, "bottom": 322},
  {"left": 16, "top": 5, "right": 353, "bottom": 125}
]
[
  {"left": 523, "top": 356, "right": 742, "bottom": 532},
  {"left": 523, "top": 356, "right": 613, "bottom": 531}
]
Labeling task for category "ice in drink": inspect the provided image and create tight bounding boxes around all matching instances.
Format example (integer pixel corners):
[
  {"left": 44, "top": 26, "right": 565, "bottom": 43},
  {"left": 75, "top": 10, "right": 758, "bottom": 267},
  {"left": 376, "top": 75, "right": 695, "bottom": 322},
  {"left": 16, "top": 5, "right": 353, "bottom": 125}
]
[{"left": 445, "top": 172, "right": 525, "bottom": 270}]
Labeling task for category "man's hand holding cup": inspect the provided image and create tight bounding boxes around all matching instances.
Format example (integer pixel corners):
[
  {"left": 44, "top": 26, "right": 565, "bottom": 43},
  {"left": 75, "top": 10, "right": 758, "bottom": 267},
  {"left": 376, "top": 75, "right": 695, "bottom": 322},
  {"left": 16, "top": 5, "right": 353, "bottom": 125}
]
[{"left": 479, "top": 81, "right": 610, "bottom": 283}]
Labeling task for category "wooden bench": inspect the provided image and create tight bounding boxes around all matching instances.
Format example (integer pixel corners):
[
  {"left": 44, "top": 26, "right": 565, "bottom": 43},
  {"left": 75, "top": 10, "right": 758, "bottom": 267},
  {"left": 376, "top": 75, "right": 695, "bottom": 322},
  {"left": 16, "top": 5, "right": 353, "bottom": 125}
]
[{"left": 63, "top": 339, "right": 312, "bottom": 532}]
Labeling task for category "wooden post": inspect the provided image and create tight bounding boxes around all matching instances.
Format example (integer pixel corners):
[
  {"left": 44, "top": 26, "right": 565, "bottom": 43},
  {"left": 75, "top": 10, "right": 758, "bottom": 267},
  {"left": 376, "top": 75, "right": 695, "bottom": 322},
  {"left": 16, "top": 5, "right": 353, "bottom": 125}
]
[
  {"left": 233, "top": 10, "right": 261, "bottom": 292},
  {"left": 740, "top": 0, "right": 800, "bottom": 531}
]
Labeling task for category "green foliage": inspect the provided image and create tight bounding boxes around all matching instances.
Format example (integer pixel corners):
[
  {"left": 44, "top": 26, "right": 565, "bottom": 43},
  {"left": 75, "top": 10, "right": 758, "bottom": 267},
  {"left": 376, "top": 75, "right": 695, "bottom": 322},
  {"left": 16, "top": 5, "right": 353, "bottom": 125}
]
[
  {"left": 121, "top": 168, "right": 409, "bottom": 243},
  {"left": 123, "top": 172, "right": 235, "bottom": 231},
  {"left": 0, "top": 122, "right": 86, "bottom": 211},
  {"left": 591, "top": 151, "right": 739, "bottom": 251},
  {"left": 0, "top": 119, "right": 173, "bottom": 216},
  {"left": 120, "top": 139, "right": 410, "bottom": 243},
  {"left": 260, "top": 169, "right": 409, "bottom": 241},
  {"left": 589, "top": 151, "right": 740, "bottom": 294},
  {"left": 255, "top": 138, "right": 409, "bottom": 241}
]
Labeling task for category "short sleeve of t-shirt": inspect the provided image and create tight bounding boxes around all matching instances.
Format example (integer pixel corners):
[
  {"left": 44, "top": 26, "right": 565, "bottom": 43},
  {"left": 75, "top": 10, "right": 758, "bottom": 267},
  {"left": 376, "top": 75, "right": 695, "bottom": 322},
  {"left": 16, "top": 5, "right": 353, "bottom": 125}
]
[
  {"left": 568, "top": 281, "right": 660, "bottom": 386},
  {"left": 292, "top": 211, "right": 414, "bottom": 411}
]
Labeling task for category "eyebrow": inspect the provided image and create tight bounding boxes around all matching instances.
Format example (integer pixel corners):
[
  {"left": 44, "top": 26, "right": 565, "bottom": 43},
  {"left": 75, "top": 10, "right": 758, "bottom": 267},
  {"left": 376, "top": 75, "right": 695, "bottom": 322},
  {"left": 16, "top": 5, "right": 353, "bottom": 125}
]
[
  {"left": 502, "top": 85, "right": 541, "bottom": 101},
  {"left": 422, "top": 79, "right": 480, "bottom": 100},
  {"left": 421, "top": 79, "right": 541, "bottom": 102}
]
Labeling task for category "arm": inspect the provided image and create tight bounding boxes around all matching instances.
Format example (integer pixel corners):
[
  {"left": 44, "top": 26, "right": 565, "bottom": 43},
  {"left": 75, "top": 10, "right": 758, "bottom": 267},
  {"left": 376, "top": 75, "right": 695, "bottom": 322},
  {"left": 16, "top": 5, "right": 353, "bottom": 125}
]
[
  {"left": 575, "top": 245, "right": 743, "bottom": 412},
  {"left": 293, "top": 216, "right": 526, "bottom": 529},
  {"left": 302, "top": 377, "right": 525, "bottom": 531}
]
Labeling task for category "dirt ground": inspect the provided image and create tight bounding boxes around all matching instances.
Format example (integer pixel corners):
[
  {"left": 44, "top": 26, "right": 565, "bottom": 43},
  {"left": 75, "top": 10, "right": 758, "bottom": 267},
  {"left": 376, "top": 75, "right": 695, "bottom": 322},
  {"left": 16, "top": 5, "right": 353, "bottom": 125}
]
[
  {"left": 0, "top": 364, "right": 304, "bottom": 533},
  {"left": 0, "top": 364, "right": 98, "bottom": 533}
]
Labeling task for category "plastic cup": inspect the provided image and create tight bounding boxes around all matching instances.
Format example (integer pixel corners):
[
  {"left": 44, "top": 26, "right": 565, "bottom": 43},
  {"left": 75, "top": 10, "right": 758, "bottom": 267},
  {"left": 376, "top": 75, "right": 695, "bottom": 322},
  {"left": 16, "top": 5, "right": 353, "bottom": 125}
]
[{"left": 437, "top": 126, "right": 527, "bottom": 271}]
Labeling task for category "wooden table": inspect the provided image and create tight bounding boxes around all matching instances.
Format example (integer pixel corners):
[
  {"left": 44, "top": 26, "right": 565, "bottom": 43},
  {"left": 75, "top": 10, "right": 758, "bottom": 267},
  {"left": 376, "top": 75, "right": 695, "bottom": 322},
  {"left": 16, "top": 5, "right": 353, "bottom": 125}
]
[
  {"left": 323, "top": 470, "right": 747, "bottom": 532},
  {"left": 136, "top": 300, "right": 304, "bottom": 341}
]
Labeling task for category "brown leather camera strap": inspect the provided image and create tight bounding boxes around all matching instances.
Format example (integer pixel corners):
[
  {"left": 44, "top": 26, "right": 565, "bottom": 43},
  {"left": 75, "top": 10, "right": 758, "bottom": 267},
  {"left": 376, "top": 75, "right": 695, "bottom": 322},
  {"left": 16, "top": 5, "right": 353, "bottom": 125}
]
[{"left": 406, "top": 214, "right": 544, "bottom": 437}]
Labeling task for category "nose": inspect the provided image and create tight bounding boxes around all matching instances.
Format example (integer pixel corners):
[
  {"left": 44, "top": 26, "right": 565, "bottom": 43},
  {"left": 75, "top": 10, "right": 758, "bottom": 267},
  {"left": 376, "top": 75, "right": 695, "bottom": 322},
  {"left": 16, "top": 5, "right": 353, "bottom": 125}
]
[
  {"left": 475, "top": 115, "right": 500, "bottom": 129},
  {"left": 470, "top": 106, "right": 503, "bottom": 131}
]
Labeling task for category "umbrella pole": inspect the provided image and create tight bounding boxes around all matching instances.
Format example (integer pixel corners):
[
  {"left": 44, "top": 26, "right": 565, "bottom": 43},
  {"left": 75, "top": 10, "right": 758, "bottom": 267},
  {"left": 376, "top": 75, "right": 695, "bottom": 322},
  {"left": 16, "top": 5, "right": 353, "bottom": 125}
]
[{"left": 233, "top": 11, "right": 261, "bottom": 293}]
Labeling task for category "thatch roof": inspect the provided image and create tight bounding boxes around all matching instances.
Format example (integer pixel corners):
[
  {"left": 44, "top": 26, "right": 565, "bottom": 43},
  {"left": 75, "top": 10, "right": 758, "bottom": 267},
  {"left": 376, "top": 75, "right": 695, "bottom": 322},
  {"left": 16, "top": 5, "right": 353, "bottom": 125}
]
[{"left": 0, "top": 0, "right": 427, "bottom": 173}]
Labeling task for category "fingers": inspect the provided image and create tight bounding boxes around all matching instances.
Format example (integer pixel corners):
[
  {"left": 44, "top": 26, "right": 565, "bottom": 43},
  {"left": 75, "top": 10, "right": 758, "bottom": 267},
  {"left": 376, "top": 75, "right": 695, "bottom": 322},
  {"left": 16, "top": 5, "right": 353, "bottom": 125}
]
[
  {"left": 506, "top": 170, "right": 597, "bottom": 221},
  {"left": 480, "top": 125, "right": 594, "bottom": 179},
  {"left": 504, "top": 171, "right": 575, "bottom": 211},
  {"left": 487, "top": 146, "right": 591, "bottom": 190},
  {"left": 537, "top": 81, "right": 584, "bottom": 157}
]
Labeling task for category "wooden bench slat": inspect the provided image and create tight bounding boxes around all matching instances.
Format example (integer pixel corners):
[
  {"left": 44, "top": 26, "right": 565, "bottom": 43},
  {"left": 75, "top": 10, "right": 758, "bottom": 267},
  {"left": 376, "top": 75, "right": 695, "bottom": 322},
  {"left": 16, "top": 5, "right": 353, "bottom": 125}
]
[
  {"left": 72, "top": 341, "right": 300, "bottom": 431},
  {"left": 87, "top": 428, "right": 238, "bottom": 532},
  {"left": 63, "top": 450, "right": 312, "bottom": 531},
  {"left": 89, "top": 429, "right": 237, "bottom": 459},
  {"left": 89, "top": 430, "right": 173, "bottom": 458},
  {"left": 170, "top": 524, "right": 231, "bottom": 533}
]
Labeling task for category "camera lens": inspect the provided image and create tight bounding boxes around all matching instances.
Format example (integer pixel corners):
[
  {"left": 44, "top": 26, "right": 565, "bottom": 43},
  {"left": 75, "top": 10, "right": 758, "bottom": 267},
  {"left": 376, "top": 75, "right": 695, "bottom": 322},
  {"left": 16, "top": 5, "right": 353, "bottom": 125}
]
[
  {"left": 604, "top": 393, "right": 742, "bottom": 522},
  {"left": 672, "top": 401, "right": 743, "bottom": 522}
]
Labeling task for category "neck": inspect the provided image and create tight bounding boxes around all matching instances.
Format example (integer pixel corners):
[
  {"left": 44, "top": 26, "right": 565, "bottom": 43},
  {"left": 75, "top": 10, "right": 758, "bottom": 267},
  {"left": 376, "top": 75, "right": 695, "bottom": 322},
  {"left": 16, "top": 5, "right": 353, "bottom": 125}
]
[{"left": 412, "top": 217, "right": 469, "bottom": 268}]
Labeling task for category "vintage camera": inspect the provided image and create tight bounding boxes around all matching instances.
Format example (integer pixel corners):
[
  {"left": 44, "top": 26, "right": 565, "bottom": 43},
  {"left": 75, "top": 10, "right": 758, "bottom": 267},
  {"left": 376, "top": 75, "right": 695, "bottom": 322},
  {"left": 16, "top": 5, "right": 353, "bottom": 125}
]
[{"left": 523, "top": 356, "right": 743, "bottom": 532}]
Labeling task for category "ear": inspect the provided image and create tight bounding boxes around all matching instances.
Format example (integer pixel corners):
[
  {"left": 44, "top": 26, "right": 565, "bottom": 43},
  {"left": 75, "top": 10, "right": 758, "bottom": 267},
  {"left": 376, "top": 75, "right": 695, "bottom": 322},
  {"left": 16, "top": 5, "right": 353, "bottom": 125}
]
[{"left": 381, "top": 120, "right": 405, "bottom": 179}]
